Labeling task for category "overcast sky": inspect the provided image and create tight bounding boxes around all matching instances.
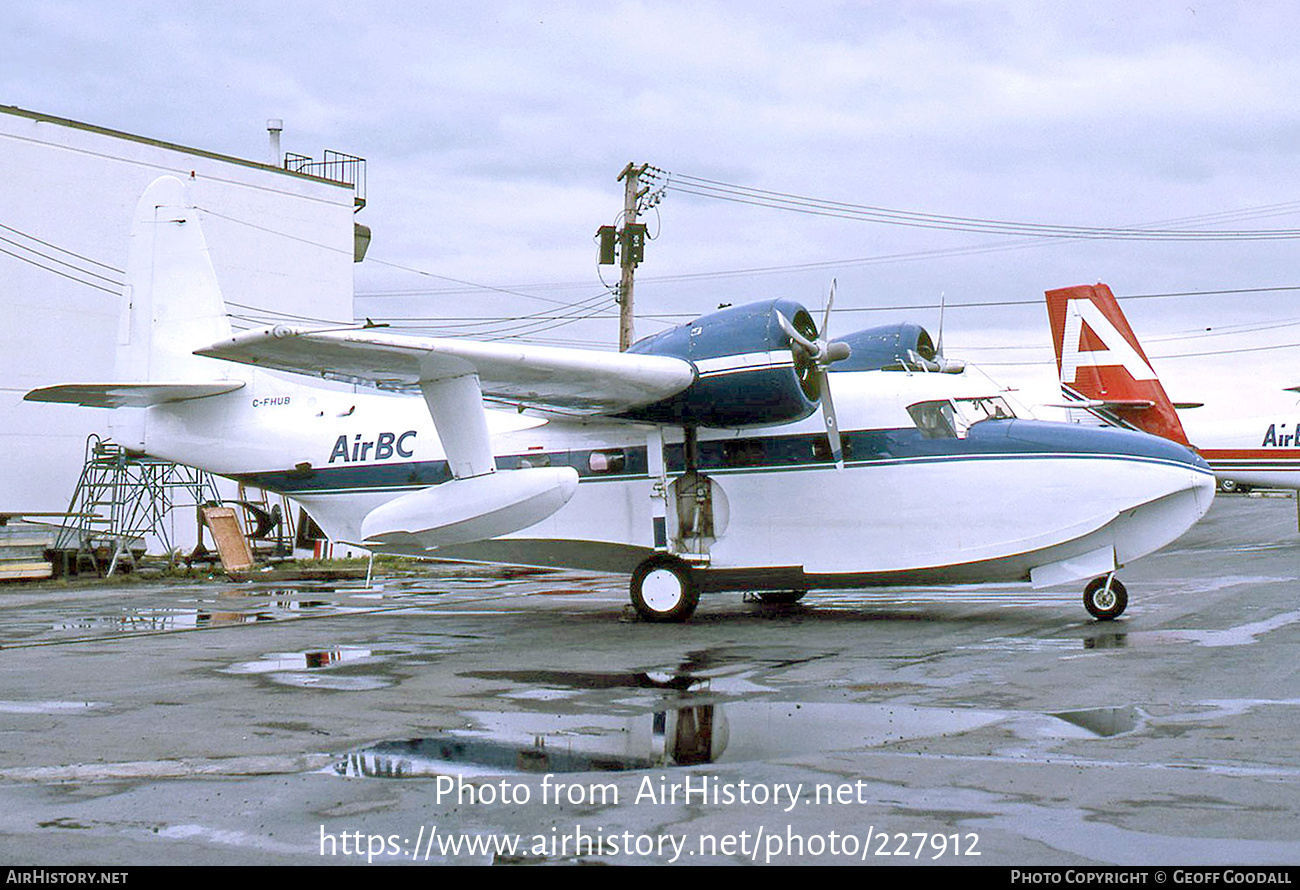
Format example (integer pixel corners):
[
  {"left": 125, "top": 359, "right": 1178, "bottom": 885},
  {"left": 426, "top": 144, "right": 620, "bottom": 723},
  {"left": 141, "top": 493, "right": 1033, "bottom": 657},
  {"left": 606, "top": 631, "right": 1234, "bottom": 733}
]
[{"left": 6, "top": 0, "right": 1300, "bottom": 419}]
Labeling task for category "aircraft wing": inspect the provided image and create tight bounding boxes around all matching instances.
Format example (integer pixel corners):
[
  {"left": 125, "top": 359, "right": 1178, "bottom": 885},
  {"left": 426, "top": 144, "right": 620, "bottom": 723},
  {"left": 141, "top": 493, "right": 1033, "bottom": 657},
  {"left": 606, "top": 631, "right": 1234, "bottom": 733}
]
[{"left": 196, "top": 325, "right": 696, "bottom": 415}]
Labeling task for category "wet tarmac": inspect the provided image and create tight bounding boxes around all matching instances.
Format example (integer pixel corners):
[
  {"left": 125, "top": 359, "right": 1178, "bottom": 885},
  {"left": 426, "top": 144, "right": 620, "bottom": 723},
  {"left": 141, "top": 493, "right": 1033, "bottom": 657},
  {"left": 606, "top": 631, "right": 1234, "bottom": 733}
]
[{"left": 0, "top": 494, "right": 1297, "bottom": 865}]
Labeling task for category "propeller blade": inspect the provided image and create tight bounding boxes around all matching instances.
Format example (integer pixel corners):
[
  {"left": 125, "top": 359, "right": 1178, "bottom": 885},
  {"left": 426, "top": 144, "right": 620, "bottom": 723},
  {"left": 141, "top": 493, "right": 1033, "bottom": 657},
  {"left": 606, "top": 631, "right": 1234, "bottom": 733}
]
[
  {"left": 936, "top": 290, "right": 946, "bottom": 359},
  {"left": 818, "top": 280, "right": 852, "bottom": 364},
  {"left": 819, "top": 368, "right": 844, "bottom": 470},
  {"left": 781, "top": 287, "right": 850, "bottom": 468},
  {"left": 821, "top": 278, "right": 837, "bottom": 341},
  {"left": 775, "top": 311, "right": 819, "bottom": 358}
]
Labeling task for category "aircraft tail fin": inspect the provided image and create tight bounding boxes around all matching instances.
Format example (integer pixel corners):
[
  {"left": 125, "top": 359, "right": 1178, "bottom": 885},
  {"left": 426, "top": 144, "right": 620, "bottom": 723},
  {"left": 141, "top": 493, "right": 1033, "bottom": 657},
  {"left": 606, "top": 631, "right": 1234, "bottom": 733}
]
[
  {"left": 24, "top": 176, "right": 242, "bottom": 449},
  {"left": 1045, "top": 283, "right": 1190, "bottom": 446},
  {"left": 115, "top": 175, "right": 235, "bottom": 383}
]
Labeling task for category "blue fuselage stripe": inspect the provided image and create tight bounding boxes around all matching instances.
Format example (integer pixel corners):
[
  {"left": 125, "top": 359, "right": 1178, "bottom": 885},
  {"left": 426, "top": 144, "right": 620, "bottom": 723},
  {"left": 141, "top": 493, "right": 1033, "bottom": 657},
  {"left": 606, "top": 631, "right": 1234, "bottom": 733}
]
[{"left": 230, "top": 420, "right": 1209, "bottom": 496}]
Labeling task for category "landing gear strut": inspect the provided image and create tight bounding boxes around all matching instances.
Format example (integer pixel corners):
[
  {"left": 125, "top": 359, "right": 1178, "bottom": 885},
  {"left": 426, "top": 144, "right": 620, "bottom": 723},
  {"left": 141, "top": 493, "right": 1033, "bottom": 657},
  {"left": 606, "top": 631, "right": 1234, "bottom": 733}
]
[
  {"left": 630, "top": 555, "right": 699, "bottom": 622},
  {"left": 1084, "top": 575, "right": 1128, "bottom": 621}
]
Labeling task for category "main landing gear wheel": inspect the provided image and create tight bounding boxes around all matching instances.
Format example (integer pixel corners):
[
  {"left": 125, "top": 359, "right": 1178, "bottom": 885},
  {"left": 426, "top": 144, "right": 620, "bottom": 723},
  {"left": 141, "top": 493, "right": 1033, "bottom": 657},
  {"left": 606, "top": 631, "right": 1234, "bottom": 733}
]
[
  {"left": 630, "top": 556, "right": 699, "bottom": 622},
  {"left": 1084, "top": 576, "right": 1128, "bottom": 621}
]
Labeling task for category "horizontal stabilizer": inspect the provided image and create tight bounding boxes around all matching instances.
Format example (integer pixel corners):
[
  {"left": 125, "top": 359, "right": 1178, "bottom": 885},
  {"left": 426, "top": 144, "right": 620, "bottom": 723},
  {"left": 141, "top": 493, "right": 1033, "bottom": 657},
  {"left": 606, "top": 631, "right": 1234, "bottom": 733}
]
[
  {"left": 1055, "top": 389, "right": 1197, "bottom": 411},
  {"left": 1046, "top": 392, "right": 1159, "bottom": 411},
  {"left": 24, "top": 381, "right": 245, "bottom": 408},
  {"left": 1047, "top": 397, "right": 1155, "bottom": 410},
  {"left": 196, "top": 326, "right": 695, "bottom": 415}
]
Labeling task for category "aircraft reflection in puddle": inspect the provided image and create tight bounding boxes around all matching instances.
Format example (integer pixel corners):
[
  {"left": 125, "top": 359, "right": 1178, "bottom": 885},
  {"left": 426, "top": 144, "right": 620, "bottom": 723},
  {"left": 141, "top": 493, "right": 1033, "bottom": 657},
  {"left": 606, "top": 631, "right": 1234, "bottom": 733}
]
[
  {"left": 339, "top": 700, "right": 728, "bottom": 778},
  {"left": 336, "top": 644, "right": 1156, "bottom": 781},
  {"left": 224, "top": 646, "right": 373, "bottom": 674}
]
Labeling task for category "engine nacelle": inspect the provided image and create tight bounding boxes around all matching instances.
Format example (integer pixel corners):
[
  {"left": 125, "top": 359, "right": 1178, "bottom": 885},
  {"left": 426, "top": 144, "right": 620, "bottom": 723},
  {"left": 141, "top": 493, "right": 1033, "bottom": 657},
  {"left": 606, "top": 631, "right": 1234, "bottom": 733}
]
[
  {"left": 621, "top": 299, "right": 820, "bottom": 427},
  {"left": 834, "top": 322, "right": 936, "bottom": 371}
]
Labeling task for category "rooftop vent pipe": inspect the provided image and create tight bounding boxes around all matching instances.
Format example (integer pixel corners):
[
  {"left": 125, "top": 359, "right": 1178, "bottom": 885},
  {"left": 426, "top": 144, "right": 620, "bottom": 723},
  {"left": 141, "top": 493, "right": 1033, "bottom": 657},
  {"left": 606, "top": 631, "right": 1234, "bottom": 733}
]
[{"left": 267, "top": 119, "right": 283, "bottom": 166}]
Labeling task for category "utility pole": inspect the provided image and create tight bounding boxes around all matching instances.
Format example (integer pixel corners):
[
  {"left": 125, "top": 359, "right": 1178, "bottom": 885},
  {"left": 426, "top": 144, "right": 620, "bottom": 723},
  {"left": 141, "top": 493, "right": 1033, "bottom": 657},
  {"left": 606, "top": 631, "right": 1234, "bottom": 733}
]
[
  {"left": 597, "top": 163, "right": 660, "bottom": 351},
  {"left": 617, "top": 162, "right": 646, "bottom": 351}
]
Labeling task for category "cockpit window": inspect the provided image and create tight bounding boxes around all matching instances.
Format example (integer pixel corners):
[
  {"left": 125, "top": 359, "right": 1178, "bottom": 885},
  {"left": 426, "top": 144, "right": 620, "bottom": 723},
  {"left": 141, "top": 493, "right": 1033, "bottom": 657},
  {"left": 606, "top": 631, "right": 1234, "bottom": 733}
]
[
  {"left": 907, "top": 400, "right": 957, "bottom": 439},
  {"left": 909, "top": 396, "right": 1014, "bottom": 439},
  {"left": 953, "top": 396, "right": 1015, "bottom": 428}
]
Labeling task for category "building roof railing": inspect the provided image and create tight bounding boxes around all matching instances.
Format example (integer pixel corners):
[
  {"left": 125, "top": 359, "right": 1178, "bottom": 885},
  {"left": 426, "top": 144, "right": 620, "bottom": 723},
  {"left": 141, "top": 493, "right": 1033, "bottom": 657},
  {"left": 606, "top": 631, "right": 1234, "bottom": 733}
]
[{"left": 283, "top": 150, "right": 367, "bottom": 210}]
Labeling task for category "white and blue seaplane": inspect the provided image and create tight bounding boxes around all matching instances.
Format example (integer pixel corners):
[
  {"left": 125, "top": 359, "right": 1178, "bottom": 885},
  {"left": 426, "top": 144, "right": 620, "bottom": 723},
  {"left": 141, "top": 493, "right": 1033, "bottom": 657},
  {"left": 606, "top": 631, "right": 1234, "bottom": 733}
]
[{"left": 27, "top": 177, "right": 1216, "bottom": 621}]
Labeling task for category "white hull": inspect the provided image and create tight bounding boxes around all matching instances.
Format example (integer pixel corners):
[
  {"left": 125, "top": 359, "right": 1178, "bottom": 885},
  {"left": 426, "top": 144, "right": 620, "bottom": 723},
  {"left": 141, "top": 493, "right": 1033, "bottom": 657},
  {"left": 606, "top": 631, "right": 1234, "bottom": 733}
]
[{"left": 146, "top": 368, "right": 1215, "bottom": 593}]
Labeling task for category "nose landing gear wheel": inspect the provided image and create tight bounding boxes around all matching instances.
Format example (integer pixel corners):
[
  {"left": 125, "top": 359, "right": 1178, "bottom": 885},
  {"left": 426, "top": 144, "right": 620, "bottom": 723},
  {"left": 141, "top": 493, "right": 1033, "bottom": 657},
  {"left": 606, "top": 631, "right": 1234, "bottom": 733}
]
[
  {"left": 1084, "top": 576, "right": 1128, "bottom": 621},
  {"left": 630, "top": 556, "right": 699, "bottom": 622}
]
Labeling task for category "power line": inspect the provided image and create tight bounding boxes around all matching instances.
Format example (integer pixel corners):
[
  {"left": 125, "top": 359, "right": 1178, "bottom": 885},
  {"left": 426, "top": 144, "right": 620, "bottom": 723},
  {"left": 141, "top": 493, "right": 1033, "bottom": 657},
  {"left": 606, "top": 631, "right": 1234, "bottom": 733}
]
[
  {"left": 0, "top": 244, "right": 122, "bottom": 296},
  {"left": 960, "top": 314, "right": 1300, "bottom": 352},
  {"left": 630, "top": 284, "right": 1300, "bottom": 322},
  {"left": 981, "top": 339, "right": 1300, "bottom": 367},
  {"left": 653, "top": 170, "right": 1300, "bottom": 241},
  {"left": 0, "top": 222, "right": 124, "bottom": 274},
  {"left": 223, "top": 301, "right": 351, "bottom": 326},
  {"left": 200, "top": 206, "right": 585, "bottom": 309},
  {"left": 0, "top": 218, "right": 126, "bottom": 295}
]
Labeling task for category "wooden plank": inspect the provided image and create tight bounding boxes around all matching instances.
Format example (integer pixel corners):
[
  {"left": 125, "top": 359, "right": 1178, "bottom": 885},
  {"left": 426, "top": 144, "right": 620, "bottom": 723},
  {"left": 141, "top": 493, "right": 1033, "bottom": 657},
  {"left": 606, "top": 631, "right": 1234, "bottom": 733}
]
[
  {"left": 0, "top": 561, "right": 54, "bottom": 581},
  {"left": 200, "top": 507, "right": 256, "bottom": 573}
]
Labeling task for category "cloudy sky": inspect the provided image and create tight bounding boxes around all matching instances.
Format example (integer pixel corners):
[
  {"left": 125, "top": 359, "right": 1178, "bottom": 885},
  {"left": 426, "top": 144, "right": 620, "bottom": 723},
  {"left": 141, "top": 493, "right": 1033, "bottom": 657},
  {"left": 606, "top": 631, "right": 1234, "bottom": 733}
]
[{"left": 6, "top": 0, "right": 1300, "bottom": 419}]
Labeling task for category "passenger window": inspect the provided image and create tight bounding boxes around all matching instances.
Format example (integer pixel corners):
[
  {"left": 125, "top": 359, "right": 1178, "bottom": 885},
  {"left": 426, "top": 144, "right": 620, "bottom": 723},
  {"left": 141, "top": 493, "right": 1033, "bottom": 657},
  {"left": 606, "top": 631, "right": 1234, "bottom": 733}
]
[
  {"left": 811, "top": 436, "right": 853, "bottom": 461},
  {"left": 588, "top": 450, "right": 626, "bottom": 474},
  {"left": 722, "top": 439, "right": 765, "bottom": 467}
]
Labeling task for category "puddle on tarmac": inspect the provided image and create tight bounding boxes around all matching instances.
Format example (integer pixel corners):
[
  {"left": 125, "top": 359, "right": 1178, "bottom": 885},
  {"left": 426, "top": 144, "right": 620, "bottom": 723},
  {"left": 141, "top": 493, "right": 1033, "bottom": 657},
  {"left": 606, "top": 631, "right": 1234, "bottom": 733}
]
[
  {"left": 1085, "top": 609, "right": 1300, "bottom": 650},
  {"left": 463, "top": 669, "right": 706, "bottom": 692},
  {"left": 965, "top": 610, "right": 1300, "bottom": 654},
  {"left": 55, "top": 600, "right": 348, "bottom": 634},
  {"left": 339, "top": 643, "right": 1152, "bottom": 779},
  {"left": 224, "top": 646, "right": 374, "bottom": 674},
  {"left": 220, "top": 641, "right": 455, "bottom": 691},
  {"left": 0, "top": 700, "right": 104, "bottom": 714},
  {"left": 339, "top": 701, "right": 730, "bottom": 777},
  {"left": 463, "top": 649, "right": 821, "bottom": 702},
  {"left": 798, "top": 587, "right": 1077, "bottom": 613},
  {"left": 336, "top": 698, "right": 1029, "bottom": 779},
  {"left": 962, "top": 637, "right": 1080, "bottom": 654},
  {"left": 1050, "top": 705, "right": 1143, "bottom": 737},
  {"left": 221, "top": 646, "right": 394, "bottom": 690}
]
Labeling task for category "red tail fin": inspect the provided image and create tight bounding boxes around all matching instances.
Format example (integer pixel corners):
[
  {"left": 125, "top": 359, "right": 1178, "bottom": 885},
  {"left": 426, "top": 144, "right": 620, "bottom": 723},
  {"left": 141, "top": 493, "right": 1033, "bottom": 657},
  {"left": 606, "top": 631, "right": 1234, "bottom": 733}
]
[{"left": 1045, "top": 283, "right": 1190, "bottom": 446}]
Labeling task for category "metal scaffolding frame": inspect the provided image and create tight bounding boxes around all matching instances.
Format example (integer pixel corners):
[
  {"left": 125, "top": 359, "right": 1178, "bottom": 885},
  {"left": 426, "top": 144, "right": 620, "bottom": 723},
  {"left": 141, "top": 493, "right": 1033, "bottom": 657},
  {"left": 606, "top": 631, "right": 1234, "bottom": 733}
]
[{"left": 56, "top": 434, "right": 225, "bottom": 575}]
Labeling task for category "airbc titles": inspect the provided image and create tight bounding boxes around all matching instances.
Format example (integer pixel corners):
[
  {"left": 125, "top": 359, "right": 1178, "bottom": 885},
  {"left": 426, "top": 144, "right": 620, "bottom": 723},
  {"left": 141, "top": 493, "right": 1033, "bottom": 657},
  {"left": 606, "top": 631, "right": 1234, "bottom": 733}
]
[
  {"left": 1261, "top": 423, "right": 1300, "bottom": 447},
  {"left": 329, "top": 431, "right": 417, "bottom": 464}
]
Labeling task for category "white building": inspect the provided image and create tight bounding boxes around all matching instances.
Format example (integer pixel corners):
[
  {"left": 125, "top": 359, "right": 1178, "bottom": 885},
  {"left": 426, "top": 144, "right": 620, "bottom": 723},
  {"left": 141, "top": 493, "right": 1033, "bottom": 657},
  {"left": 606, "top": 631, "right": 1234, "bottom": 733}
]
[{"left": 0, "top": 105, "right": 363, "bottom": 526}]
